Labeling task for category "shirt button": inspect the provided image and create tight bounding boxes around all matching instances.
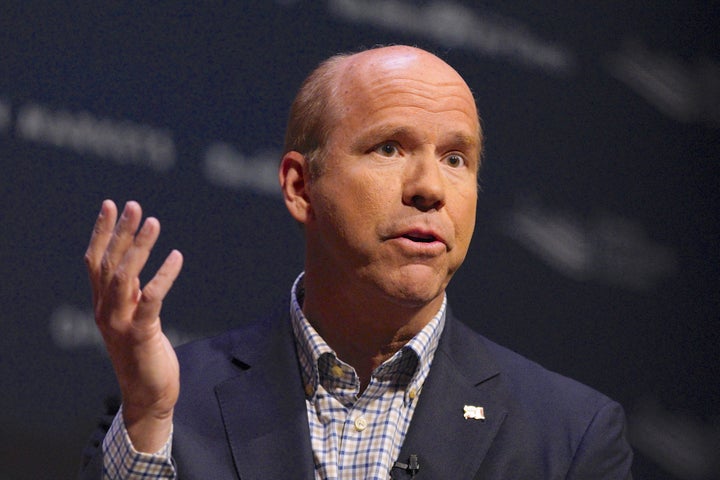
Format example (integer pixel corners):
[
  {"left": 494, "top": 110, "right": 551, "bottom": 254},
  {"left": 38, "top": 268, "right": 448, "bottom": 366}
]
[
  {"left": 354, "top": 416, "right": 368, "bottom": 431},
  {"left": 304, "top": 384, "right": 315, "bottom": 397},
  {"left": 408, "top": 388, "right": 417, "bottom": 400},
  {"left": 330, "top": 365, "right": 344, "bottom": 378}
]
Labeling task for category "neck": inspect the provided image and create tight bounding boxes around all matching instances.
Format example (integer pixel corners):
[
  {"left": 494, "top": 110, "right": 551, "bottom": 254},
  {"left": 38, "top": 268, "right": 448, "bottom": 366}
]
[{"left": 300, "top": 271, "right": 444, "bottom": 389}]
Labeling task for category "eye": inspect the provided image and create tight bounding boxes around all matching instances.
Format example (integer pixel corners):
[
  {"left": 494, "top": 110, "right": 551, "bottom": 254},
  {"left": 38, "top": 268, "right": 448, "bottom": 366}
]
[
  {"left": 373, "top": 142, "right": 400, "bottom": 157},
  {"left": 444, "top": 154, "right": 466, "bottom": 168}
]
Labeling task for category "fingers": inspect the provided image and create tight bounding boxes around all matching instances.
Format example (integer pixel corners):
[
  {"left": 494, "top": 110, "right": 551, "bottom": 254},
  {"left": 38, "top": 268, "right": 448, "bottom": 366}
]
[
  {"left": 112, "top": 215, "right": 162, "bottom": 304},
  {"left": 135, "top": 250, "right": 184, "bottom": 325},
  {"left": 101, "top": 201, "right": 144, "bottom": 290},
  {"left": 85, "top": 200, "right": 181, "bottom": 330},
  {"left": 84, "top": 200, "right": 118, "bottom": 302}
]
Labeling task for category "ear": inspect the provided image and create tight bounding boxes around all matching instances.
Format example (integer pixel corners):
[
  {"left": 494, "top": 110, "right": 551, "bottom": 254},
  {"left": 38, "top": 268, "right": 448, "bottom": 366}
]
[{"left": 279, "top": 151, "right": 312, "bottom": 224}]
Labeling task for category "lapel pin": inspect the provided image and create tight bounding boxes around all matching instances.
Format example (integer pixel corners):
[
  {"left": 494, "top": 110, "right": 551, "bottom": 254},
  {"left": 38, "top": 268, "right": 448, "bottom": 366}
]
[{"left": 463, "top": 405, "right": 485, "bottom": 421}]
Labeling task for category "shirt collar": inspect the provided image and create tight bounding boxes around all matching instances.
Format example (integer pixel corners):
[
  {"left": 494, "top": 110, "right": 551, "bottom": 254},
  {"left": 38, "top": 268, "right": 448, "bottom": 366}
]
[{"left": 289, "top": 272, "right": 446, "bottom": 404}]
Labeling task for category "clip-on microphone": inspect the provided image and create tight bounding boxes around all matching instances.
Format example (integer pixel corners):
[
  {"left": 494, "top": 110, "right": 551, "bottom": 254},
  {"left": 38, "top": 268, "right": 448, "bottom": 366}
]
[{"left": 392, "top": 454, "right": 420, "bottom": 477}]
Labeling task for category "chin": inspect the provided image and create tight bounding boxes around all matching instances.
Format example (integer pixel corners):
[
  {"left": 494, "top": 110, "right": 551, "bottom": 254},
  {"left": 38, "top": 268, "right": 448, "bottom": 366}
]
[{"left": 378, "top": 266, "right": 449, "bottom": 308}]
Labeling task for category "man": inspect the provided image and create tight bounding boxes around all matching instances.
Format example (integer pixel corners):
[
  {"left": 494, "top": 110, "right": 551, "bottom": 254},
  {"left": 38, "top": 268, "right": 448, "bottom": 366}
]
[{"left": 80, "top": 45, "right": 633, "bottom": 479}]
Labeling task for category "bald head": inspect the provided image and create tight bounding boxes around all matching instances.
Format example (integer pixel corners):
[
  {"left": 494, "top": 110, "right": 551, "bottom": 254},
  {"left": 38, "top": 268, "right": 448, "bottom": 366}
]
[
  {"left": 335, "top": 45, "right": 474, "bottom": 96},
  {"left": 283, "top": 46, "right": 482, "bottom": 176}
]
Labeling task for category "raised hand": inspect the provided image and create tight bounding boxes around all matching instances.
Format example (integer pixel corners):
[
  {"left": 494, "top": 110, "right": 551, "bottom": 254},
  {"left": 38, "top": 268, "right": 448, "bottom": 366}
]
[{"left": 84, "top": 200, "right": 183, "bottom": 453}]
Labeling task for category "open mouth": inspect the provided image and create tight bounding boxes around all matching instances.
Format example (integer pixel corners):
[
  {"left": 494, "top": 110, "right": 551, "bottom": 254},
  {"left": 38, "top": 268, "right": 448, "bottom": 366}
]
[{"left": 402, "top": 233, "right": 437, "bottom": 243}]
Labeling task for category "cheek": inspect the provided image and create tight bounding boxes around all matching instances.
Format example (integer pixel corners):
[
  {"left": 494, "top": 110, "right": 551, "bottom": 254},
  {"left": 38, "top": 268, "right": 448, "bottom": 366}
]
[
  {"left": 313, "top": 178, "right": 387, "bottom": 244},
  {"left": 452, "top": 190, "right": 478, "bottom": 245},
  {"left": 341, "top": 170, "right": 395, "bottom": 218}
]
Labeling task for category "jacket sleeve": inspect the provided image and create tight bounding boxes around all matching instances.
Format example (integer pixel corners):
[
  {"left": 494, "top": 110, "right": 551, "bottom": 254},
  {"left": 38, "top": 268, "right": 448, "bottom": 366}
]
[
  {"left": 77, "top": 396, "right": 117, "bottom": 480},
  {"left": 566, "top": 400, "right": 634, "bottom": 479}
]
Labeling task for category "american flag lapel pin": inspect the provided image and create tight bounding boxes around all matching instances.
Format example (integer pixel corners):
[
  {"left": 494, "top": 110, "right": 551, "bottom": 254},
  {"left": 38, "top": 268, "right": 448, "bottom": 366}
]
[{"left": 463, "top": 405, "right": 485, "bottom": 421}]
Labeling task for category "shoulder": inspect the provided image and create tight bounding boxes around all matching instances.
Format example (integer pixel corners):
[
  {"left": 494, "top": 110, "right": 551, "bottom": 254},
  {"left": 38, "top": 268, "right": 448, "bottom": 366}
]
[
  {"left": 487, "top": 331, "right": 611, "bottom": 409},
  {"left": 443, "top": 317, "right": 622, "bottom": 429},
  {"left": 440, "top": 318, "right": 633, "bottom": 476}
]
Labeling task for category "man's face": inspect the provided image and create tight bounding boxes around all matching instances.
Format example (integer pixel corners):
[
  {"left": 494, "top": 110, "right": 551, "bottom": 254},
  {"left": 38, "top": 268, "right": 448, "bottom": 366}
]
[{"left": 303, "top": 48, "right": 480, "bottom": 309}]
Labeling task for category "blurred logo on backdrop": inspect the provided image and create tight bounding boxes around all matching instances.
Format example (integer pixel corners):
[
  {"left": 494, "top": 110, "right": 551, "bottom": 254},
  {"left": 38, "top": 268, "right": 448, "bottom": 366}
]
[
  {"left": 326, "top": 0, "right": 574, "bottom": 73},
  {"left": 49, "top": 304, "right": 199, "bottom": 352},
  {"left": 15, "top": 102, "right": 176, "bottom": 171},
  {"left": 629, "top": 397, "right": 720, "bottom": 480},
  {"left": 203, "top": 142, "right": 281, "bottom": 196},
  {"left": 606, "top": 40, "right": 720, "bottom": 126},
  {"left": 1, "top": 98, "right": 282, "bottom": 196},
  {"left": 501, "top": 199, "right": 678, "bottom": 291}
]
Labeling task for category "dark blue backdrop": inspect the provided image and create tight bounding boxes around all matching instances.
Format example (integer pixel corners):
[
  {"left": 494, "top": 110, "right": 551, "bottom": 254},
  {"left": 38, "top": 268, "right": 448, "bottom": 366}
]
[{"left": 1, "top": 2, "right": 718, "bottom": 479}]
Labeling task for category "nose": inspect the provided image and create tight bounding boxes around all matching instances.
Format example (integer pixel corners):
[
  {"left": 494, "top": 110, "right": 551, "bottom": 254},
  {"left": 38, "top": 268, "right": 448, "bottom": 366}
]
[{"left": 402, "top": 152, "right": 446, "bottom": 211}]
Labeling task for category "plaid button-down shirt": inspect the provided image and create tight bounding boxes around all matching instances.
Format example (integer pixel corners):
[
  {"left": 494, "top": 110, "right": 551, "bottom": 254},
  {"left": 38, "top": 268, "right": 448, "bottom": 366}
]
[{"left": 290, "top": 273, "right": 446, "bottom": 480}]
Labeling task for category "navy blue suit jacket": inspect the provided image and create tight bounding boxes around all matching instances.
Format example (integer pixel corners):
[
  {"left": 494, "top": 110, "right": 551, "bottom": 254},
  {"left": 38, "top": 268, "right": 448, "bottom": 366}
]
[{"left": 80, "top": 305, "right": 633, "bottom": 479}]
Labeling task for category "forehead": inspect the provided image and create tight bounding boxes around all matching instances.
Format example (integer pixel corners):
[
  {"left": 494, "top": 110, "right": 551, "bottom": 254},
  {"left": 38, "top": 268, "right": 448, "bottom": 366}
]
[{"left": 331, "top": 49, "right": 481, "bottom": 144}]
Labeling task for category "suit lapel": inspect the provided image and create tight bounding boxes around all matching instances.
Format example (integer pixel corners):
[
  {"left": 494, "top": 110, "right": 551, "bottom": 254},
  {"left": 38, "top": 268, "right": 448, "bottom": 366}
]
[
  {"left": 209, "top": 310, "right": 508, "bottom": 479},
  {"left": 394, "top": 316, "right": 509, "bottom": 479},
  {"left": 214, "top": 313, "right": 316, "bottom": 479}
]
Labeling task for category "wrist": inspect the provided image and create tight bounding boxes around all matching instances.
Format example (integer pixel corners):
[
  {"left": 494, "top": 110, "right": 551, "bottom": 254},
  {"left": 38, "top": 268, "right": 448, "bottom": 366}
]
[{"left": 122, "top": 404, "right": 174, "bottom": 454}]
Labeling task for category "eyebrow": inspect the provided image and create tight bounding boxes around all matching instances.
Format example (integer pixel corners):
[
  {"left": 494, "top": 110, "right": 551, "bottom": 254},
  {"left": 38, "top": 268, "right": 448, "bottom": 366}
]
[
  {"left": 350, "top": 125, "right": 412, "bottom": 152},
  {"left": 351, "top": 125, "right": 480, "bottom": 153},
  {"left": 443, "top": 132, "right": 480, "bottom": 153}
]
